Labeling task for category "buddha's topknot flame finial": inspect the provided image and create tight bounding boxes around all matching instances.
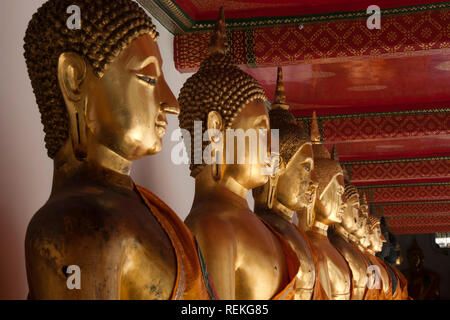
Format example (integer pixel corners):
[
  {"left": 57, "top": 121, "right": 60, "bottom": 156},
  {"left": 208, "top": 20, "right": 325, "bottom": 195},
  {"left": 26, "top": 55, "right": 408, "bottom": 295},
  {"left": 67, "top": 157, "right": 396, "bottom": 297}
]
[
  {"left": 271, "top": 67, "right": 290, "bottom": 110},
  {"left": 209, "top": 7, "right": 227, "bottom": 55},
  {"left": 360, "top": 191, "right": 368, "bottom": 207},
  {"left": 343, "top": 165, "right": 351, "bottom": 182},
  {"left": 311, "top": 111, "right": 321, "bottom": 143}
]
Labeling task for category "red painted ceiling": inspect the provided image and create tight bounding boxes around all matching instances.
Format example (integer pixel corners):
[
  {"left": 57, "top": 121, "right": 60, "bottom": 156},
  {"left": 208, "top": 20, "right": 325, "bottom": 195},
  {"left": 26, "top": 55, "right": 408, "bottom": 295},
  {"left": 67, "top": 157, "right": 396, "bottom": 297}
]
[
  {"left": 329, "top": 136, "right": 450, "bottom": 162},
  {"left": 242, "top": 54, "right": 450, "bottom": 116},
  {"left": 161, "top": 1, "right": 450, "bottom": 234},
  {"left": 176, "top": 0, "right": 449, "bottom": 20}
]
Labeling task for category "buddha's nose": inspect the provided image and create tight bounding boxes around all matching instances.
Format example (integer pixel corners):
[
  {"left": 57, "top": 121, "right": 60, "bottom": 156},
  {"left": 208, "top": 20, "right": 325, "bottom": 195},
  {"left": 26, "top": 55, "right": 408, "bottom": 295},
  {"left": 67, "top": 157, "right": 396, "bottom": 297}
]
[{"left": 160, "top": 77, "right": 180, "bottom": 115}]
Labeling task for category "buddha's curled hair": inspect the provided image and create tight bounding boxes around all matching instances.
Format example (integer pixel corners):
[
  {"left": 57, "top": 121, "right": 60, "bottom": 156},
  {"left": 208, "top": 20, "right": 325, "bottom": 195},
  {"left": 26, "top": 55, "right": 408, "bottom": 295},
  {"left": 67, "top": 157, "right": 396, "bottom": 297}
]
[
  {"left": 178, "top": 53, "right": 267, "bottom": 177},
  {"left": 344, "top": 183, "right": 359, "bottom": 201},
  {"left": 24, "top": 0, "right": 158, "bottom": 158}
]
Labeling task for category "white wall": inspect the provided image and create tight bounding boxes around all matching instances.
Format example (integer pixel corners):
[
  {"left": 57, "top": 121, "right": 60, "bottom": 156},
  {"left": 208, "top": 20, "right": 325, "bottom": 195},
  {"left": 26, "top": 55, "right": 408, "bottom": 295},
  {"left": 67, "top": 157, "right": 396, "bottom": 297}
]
[
  {"left": 0, "top": 0, "right": 193, "bottom": 299},
  {"left": 133, "top": 4, "right": 195, "bottom": 219},
  {"left": 0, "top": 0, "right": 53, "bottom": 300}
]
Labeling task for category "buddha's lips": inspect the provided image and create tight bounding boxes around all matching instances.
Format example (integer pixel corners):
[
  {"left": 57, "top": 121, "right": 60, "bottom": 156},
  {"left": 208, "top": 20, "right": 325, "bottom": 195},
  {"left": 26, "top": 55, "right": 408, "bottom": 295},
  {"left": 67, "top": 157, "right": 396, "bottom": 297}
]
[
  {"left": 155, "top": 122, "right": 167, "bottom": 137},
  {"left": 155, "top": 118, "right": 167, "bottom": 127},
  {"left": 155, "top": 117, "right": 168, "bottom": 137}
]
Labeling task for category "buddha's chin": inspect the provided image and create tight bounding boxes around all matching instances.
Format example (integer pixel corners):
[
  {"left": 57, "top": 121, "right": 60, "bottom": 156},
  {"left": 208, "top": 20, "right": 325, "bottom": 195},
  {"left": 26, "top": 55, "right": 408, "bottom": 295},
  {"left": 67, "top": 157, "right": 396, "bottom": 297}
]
[
  {"left": 142, "top": 140, "right": 162, "bottom": 156},
  {"left": 252, "top": 173, "right": 269, "bottom": 187}
]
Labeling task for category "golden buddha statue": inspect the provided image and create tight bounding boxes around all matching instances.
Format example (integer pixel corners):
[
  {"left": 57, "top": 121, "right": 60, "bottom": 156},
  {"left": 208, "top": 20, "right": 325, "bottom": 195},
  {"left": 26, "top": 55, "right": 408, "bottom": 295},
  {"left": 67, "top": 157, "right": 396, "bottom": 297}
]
[
  {"left": 351, "top": 194, "right": 381, "bottom": 300},
  {"left": 389, "top": 242, "right": 410, "bottom": 300},
  {"left": 329, "top": 175, "right": 369, "bottom": 300},
  {"left": 24, "top": 0, "right": 213, "bottom": 300},
  {"left": 403, "top": 239, "right": 440, "bottom": 300},
  {"left": 354, "top": 193, "right": 372, "bottom": 252},
  {"left": 365, "top": 215, "right": 393, "bottom": 300},
  {"left": 305, "top": 114, "right": 351, "bottom": 300},
  {"left": 378, "top": 221, "right": 402, "bottom": 299},
  {"left": 253, "top": 68, "right": 327, "bottom": 300},
  {"left": 178, "top": 9, "right": 299, "bottom": 300}
]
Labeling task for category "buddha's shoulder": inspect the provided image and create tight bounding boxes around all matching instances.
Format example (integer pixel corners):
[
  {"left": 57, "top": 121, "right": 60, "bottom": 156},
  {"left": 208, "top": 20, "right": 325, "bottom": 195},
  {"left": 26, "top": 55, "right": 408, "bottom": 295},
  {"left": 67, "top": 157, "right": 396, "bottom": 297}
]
[
  {"left": 186, "top": 206, "right": 269, "bottom": 233},
  {"left": 26, "top": 186, "right": 166, "bottom": 248},
  {"left": 331, "top": 237, "right": 355, "bottom": 256},
  {"left": 185, "top": 209, "right": 240, "bottom": 249}
]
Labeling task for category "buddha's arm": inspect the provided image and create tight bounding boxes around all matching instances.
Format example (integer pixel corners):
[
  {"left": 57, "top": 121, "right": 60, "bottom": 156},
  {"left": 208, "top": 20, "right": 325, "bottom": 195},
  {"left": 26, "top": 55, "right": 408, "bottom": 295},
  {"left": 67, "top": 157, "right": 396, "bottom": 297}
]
[
  {"left": 191, "top": 218, "right": 236, "bottom": 300},
  {"left": 26, "top": 231, "right": 120, "bottom": 299}
]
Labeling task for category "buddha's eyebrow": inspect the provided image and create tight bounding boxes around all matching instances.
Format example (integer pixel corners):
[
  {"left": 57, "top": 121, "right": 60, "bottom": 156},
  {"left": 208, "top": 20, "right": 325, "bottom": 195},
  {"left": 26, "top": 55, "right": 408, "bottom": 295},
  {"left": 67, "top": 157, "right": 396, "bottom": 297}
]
[{"left": 127, "top": 55, "right": 160, "bottom": 76}]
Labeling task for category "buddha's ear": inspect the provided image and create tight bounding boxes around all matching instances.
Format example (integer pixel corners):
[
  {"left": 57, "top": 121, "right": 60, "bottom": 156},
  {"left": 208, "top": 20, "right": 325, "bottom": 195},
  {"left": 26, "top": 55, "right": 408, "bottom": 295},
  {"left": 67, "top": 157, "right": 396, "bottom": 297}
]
[
  {"left": 57, "top": 52, "right": 87, "bottom": 102},
  {"left": 266, "top": 154, "right": 285, "bottom": 209},
  {"left": 57, "top": 52, "right": 88, "bottom": 160},
  {"left": 207, "top": 111, "right": 224, "bottom": 181}
]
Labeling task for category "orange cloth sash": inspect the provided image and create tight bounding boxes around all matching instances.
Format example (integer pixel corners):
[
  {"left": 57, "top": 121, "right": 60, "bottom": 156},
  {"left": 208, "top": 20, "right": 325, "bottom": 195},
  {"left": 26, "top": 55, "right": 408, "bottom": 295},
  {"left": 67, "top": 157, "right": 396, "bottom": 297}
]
[
  {"left": 392, "top": 266, "right": 410, "bottom": 300},
  {"left": 384, "top": 263, "right": 400, "bottom": 300},
  {"left": 136, "top": 185, "right": 216, "bottom": 300},
  {"left": 375, "top": 256, "right": 393, "bottom": 300},
  {"left": 363, "top": 252, "right": 384, "bottom": 300},
  {"left": 365, "top": 254, "right": 392, "bottom": 300}
]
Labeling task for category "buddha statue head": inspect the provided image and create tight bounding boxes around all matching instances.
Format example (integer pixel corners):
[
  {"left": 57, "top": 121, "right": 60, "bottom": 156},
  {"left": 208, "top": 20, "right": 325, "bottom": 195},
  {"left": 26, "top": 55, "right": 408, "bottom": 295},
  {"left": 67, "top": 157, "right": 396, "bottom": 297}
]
[
  {"left": 354, "top": 212, "right": 370, "bottom": 248},
  {"left": 352, "top": 192, "right": 371, "bottom": 248},
  {"left": 377, "top": 217, "right": 393, "bottom": 259},
  {"left": 340, "top": 171, "right": 361, "bottom": 234},
  {"left": 359, "top": 191, "right": 370, "bottom": 218},
  {"left": 385, "top": 233, "right": 400, "bottom": 265},
  {"left": 368, "top": 215, "right": 386, "bottom": 253},
  {"left": 310, "top": 113, "right": 346, "bottom": 225},
  {"left": 178, "top": 8, "right": 269, "bottom": 192},
  {"left": 253, "top": 67, "right": 317, "bottom": 224},
  {"left": 407, "top": 239, "right": 424, "bottom": 272},
  {"left": 24, "top": 0, "right": 179, "bottom": 173}
]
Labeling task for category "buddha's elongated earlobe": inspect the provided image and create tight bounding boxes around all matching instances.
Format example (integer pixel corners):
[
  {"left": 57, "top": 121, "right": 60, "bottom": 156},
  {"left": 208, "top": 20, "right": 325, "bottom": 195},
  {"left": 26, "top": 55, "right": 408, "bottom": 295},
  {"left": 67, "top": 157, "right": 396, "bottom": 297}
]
[
  {"left": 306, "top": 182, "right": 317, "bottom": 228},
  {"left": 58, "top": 52, "right": 88, "bottom": 161},
  {"left": 266, "top": 174, "right": 279, "bottom": 209},
  {"left": 211, "top": 137, "right": 224, "bottom": 182},
  {"left": 266, "top": 154, "right": 283, "bottom": 209},
  {"left": 70, "top": 97, "right": 88, "bottom": 161},
  {"left": 207, "top": 111, "right": 224, "bottom": 182}
]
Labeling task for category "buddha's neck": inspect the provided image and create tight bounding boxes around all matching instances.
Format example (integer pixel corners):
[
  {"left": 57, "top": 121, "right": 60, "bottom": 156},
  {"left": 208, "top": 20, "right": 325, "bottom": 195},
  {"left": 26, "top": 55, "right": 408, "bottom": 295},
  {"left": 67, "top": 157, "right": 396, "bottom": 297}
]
[
  {"left": 52, "top": 140, "right": 134, "bottom": 192},
  {"left": 312, "top": 220, "right": 329, "bottom": 236},
  {"left": 272, "top": 200, "right": 294, "bottom": 222},
  {"left": 334, "top": 224, "right": 351, "bottom": 242},
  {"left": 219, "top": 175, "right": 248, "bottom": 199},
  {"left": 357, "top": 242, "right": 366, "bottom": 252},
  {"left": 348, "top": 233, "right": 359, "bottom": 245},
  {"left": 86, "top": 137, "right": 131, "bottom": 175},
  {"left": 193, "top": 170, "right": 249, "bottom": 210}
]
